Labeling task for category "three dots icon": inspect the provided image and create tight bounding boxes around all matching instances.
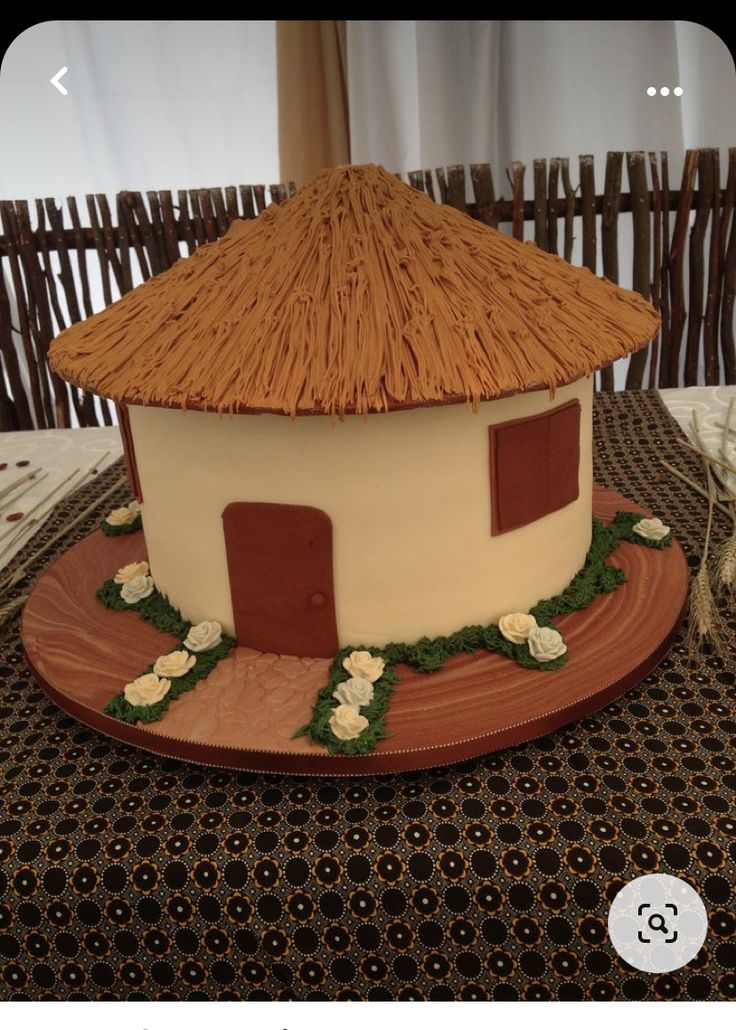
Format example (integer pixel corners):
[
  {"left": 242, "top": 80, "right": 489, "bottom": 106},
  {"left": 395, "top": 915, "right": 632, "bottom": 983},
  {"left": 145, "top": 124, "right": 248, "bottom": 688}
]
[{"left": 647, "top": 86, "right": 683, "bottom": 96}]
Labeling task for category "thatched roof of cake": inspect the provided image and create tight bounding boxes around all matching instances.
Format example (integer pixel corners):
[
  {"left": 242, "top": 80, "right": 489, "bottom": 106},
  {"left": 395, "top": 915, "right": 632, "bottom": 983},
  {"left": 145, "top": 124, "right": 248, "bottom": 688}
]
[{"left": 50, "top": 164, "right": 659, "bottom": 417}]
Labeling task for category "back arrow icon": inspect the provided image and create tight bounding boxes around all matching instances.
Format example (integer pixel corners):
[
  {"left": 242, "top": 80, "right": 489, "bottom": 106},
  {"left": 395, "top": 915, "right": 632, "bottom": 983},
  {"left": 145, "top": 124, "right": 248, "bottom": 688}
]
[{"left": 50, "top": 67, "right": 68, "bottom": 95}]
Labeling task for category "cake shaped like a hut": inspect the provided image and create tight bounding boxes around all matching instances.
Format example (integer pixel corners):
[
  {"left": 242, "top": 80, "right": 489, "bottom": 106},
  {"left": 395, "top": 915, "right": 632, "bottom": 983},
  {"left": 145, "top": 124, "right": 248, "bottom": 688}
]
[{"left": 50, "top": 165, "right": 660, "bottom": 666}]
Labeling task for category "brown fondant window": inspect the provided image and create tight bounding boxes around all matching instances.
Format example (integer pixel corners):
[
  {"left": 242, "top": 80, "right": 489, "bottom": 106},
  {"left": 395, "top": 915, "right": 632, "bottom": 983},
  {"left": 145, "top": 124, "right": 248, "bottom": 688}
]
[
  {"left": 489, "top": 399, "right": 580, "bottom": 535},
  {"left": 116, "top": 403, "right": 143, "bottom": 502}
]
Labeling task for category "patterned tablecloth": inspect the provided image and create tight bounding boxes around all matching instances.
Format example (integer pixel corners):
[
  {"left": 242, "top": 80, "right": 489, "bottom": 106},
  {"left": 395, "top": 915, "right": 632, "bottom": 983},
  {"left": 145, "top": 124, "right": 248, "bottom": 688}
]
[{"left": 0, "top": 391, "right": 734, "bottom": 1001}]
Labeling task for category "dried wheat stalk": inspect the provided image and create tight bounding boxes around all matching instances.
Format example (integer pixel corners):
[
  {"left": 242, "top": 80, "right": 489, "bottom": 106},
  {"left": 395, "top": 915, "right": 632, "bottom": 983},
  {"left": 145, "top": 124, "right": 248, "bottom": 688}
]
[
  {"left": 0, "top": 450, "right": 111, "bottom": 563},
  {"left": 0, "top": 593, "right": 30, "bottom": 629},
  {"left": 715, "top": 531, "right": 736, "bottom": 598},
  {"left": 0, "top": 468, "right": 81, "bottom": 548},
  {"left": 686, "top": 462, "right": 727, "bottom": 660},
  {"left": 678, "top": 407, "right": 735, "bottom": 660},
  {"left": 0, "top": 471, "right": 50, "bottom": 517},
  {"left": 0, "top": 468, "right": 39, "bottom": 504},
  {"left": 658, "top": 459, "right": 734, "bottom": 520},
  {"left": 712, "top": 398, "right": 736, "bottom": 598}
]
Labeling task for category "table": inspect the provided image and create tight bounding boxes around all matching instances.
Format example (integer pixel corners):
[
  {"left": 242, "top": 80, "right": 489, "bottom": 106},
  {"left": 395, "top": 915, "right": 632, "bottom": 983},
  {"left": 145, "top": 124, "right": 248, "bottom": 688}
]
[{"left": 0, "top": 390, "right": 734, "bottom": 1001}]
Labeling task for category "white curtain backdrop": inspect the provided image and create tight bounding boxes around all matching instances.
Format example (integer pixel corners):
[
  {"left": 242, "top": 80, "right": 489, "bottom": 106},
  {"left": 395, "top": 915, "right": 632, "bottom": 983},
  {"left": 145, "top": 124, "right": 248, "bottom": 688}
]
[{"left": 0, "top": 19, "right": 279, "bottom": 198}]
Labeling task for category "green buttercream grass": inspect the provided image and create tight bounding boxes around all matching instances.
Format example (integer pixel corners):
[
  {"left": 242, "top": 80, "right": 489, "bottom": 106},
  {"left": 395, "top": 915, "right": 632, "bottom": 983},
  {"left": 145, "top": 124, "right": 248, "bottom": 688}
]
[
  {"left": 96, "top": 578, "right": 191, "bottom": 637},
  {"left": 293, "top": 647, "right": 402, "bottom": 757},
  {"left": 295, "top": 511, "right": 672, "bottom": 755},
  {"left": 100, "top": 514, "right": 142, "bottom": 536},
  {"left": 607, "top": 510, "right": 673, "bottom": 550},
  {"left": 96, "top": 579, "right": 235, "bottom": 724}
]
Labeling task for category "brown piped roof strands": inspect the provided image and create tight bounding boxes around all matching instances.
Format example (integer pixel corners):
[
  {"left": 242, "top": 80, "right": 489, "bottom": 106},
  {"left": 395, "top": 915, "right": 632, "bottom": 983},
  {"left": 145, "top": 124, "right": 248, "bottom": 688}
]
[{"left": 50, "top": 164, "right": 659, "bottom": 417}]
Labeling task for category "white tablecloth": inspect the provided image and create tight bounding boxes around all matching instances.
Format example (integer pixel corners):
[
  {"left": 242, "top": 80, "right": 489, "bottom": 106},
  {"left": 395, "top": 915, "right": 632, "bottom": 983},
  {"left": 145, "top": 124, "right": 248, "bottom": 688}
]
[
  {"left": 0, "top": 387, "right": 735, "bottom": 573},
  {"left": 659, "top": 386, "right": 736, "bottom": 498},
  {"left": 658, "top": 386, "right": 736, "bottom": 443},
  {"left": 0, "top": 427, "right": 123, "bottom": 571}
]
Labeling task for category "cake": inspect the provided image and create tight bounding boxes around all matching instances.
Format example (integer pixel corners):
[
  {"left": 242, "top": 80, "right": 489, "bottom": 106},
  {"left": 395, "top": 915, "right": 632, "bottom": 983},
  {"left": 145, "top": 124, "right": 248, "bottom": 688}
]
[{"left": 45, "top": 164, "right": 668, "bottom": 759}]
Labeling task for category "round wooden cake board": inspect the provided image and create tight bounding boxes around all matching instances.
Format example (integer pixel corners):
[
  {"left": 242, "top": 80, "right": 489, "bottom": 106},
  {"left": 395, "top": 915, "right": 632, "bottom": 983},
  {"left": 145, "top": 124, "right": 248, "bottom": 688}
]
[{"left": 21, "top": 486, "right": 688, "bottom": 776}]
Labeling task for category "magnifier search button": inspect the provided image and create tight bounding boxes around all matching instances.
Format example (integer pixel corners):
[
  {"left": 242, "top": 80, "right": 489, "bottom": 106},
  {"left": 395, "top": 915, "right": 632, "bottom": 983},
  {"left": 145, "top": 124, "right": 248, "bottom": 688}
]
[{"left": 648, "top": 913, "right": 668, "bottom": 933}]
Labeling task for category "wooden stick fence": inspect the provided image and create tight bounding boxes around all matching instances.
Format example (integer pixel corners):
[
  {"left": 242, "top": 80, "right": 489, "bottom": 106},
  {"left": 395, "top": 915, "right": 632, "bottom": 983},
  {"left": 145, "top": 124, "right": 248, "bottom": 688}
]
[{"left": 1, "top": 148, "right": 735, "bottom": 432}]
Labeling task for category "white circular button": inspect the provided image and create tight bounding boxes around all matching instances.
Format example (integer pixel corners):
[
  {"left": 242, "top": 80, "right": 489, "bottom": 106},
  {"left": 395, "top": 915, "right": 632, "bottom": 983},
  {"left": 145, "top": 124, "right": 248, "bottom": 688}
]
[{"left": 608, "top": 874, "right": 707, "bottom": 973}]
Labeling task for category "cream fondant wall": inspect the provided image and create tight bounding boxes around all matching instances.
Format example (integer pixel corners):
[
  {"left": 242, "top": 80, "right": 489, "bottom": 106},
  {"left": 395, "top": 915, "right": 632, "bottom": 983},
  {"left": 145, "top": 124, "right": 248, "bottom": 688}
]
[{"left": 129, "top": 376, "right": 593, "bottom": 649}]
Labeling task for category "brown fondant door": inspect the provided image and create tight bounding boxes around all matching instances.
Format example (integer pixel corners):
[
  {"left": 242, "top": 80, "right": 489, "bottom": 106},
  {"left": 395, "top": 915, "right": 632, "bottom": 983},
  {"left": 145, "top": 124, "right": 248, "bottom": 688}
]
[{"left": 222, "top": 502, "right": 339, "bottom": 659}]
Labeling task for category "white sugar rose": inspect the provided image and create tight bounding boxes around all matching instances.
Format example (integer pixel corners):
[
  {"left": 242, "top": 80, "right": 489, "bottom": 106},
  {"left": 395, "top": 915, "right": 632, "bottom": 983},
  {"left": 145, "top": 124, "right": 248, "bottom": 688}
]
[
  {"left": 120, "top": 574, "right": 155, "bottom": 604},
  {"left": 184, "top": 620, "right": 222, "bottom": 653},
  {"left": 498, "top": 612, "right": 538, "bottom": 644},
  {"left": 633, "top": 517, "right": 670, "bottom": 541},
  {"left": 528, "top": 626, "right": 567, "bottom": 663},
  {"left": 106, "top": 506, "right": 137, "bottom": 527},
  {"left": 123, "top": 673, "right": 170, "bottom": 707},
  {"left": 114, "top": 560, "right": 150, "bottom": 584},
  {"left": 128, "top": 500, "right": 142, "bottom": 515},
  {"left": 333, "top": 677, "right": 374, "bottom": 709},
  {"left": 153, "top": 650, "right": 196, "bottom": 678},
  {"left": 342, "top": 650, "right": 385, "bottom": 683},
  {"left": 329, "top": 704, "right": 369, "bottom": 741}
]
